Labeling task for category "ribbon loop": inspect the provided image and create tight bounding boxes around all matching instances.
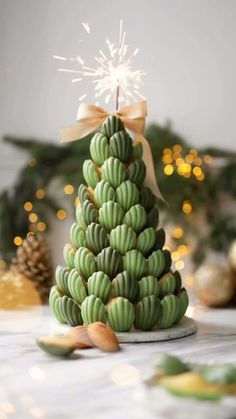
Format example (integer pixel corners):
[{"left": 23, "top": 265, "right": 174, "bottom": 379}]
[{"left": 60, "top": 101, "right": 164, "bottom": 201}]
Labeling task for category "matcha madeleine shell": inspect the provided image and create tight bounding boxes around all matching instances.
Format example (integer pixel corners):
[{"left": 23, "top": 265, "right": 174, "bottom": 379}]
[{"left": 49, "top": 115, "right": 189, "bottom": 332}]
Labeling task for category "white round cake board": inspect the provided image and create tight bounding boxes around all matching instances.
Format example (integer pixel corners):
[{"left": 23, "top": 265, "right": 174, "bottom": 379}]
[{"left": 115, "top": 317, "right": 197, "bottom": 343}]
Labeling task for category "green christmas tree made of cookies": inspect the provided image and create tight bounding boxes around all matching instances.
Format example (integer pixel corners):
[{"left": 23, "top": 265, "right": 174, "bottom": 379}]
[{"left": 49, "top": 116, "right": 189, "bottom": 332}]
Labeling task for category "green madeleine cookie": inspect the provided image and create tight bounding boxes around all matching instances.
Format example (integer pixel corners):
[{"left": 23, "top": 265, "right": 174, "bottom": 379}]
[
  {"left": 98, "top": 201, "right": 124, "bottom": 231},
  {"left": 127, "top": 159, "right": 146, "bottom": 187},
  {"left": 145, "top": 206, "right": 159, "bottom": 229},
  {"left": 90, "top": 133, "right": 109, "bottom": 165},
  {"left": 81, "top": 295, "right": 106, "bottom": 324},
  {"left": 123, "top": 204, "right": 147, "bottom": 233},
  {"left": 49, "top": 286, "right": 66, "bottom": 324},
  {"left": 75, "top": 205, "right": 87, "bottom": 230},
  {"left": 123, "top": 249, "right": 146, "bottom": 279},
  {"left": 111, "top": 271, "right": 138, "bottom": 302},
  {"left": 97, "top": 247, "right": 123, "bottom": 278},
  {"left": 153, "top": 353, "right": 189, "bottom": 376},
  {"left": 55, "top": 266, "right": 71, "bottom": 296},
  {"left": 69, "top": 223, "right": 86, "bottom": 248},
  {"left": 107, "top": 297, "right": 135, "bottom": 332},
  {"left": 147, "top": 250, "right": 165, "bottom": 278},
  {"left": 94, "top": 180, "right": 115, "bottom": 208},
  {"left": 109, "top": 130, "right": 132, "bottom": 163},
  {"left": 85, "top": 222, "right": 109, "bottom": 255},
  {"left": 100, "top": 115, "right": 124, "bottom": 138},
  {"left": 36, "top": 335, "right": 75, "bottom": 357},
  {"left": 115, "top": 180, "right": 139, "bottom": 212},
  {"left": 132, "top": 142, "right": 143, "bottom": 160},
  {"left": 159, "top": 295, "right": 179, "bottom": 329},
  {"left": 134, "top": 295, "right": 160, "bottom": 331},
  {"left": 136, "top": 227, "right": 156, "bottom": 255},
  {"left": 74, "top": 247, "right": 96, "bottom": 280},
  {"left": 138, "top": 275, "right": 160, "bottom": 301},
  {"left": 109, "top": 224, "right": 136, "bottom": 254},
  {"left": 139, "top": 187, "right": 156, "bottom": 211},
  {"left": 77, "top": 184, "right": 91, "bottom": 204},
  {"left": 81, "top": 199, "right": 98, "bottom": 225},
  {"left": 175, "top": 288, "right": 189, "bottom": 323},
  {"left": 87, "top": 271, "right": 111, "bottom": 304},
  {"left": 153, "top": 228, "right": 166, "bottom": 250},
  {"left": 101, "top": 157, "right": 126, "bottom": 188},
  {"left": 67, "top": 269, "right": 87, "bottom": 304},
  {"left": 63, "top": 243, "right": 76, "bottom": 269},
  {"left": 159, "top": 272, "right": 176, "bottom": 297},
  {"left": 83, "top": 159, "right": 100, "bottom": 189},
  {"left": 58, "top": 295, "right": 83, "bottom": 326}
]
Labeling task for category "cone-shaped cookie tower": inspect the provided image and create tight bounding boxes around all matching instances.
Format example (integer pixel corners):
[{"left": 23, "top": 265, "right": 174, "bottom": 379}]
[{"left": 49, "top": 117, "right": 189, "bottom": 331}]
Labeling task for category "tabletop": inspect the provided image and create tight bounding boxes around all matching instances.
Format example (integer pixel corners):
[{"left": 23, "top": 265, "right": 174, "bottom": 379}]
[{"left": 0, "top": 305, "right": 236, "bottom": 419}]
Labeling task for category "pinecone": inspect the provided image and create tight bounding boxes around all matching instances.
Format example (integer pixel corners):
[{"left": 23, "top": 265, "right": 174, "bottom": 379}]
[{"left": 13, "top": 234, "right": 53, "bottom": 303}]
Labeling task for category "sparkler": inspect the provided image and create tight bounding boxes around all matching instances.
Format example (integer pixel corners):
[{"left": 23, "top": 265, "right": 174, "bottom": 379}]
[{"left": 53, "top": 20, "right": 145, "bottom": 110}]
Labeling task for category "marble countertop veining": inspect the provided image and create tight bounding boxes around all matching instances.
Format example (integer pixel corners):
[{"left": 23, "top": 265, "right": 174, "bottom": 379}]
[{"left": 0, "top": 306, "right": 236, "bottom": 419}]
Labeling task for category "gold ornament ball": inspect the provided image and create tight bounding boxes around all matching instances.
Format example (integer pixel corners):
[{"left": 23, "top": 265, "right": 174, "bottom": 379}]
[
  {"left": 0, "top": 269, "right": 41, "bottom": 309},
  {"left": 227, "top": 241, "right": 236, "bottom": 272},
  {"left": 194, "top": 264, "right": 234, "bottom": 307}
]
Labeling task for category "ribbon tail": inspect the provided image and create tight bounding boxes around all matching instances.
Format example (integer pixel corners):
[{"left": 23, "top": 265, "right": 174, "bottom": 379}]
[
  {"left": 60, "top": 119, "right": 104, "bottom": 143},
  {"left": 135, "top": 134, "right": 166, "bottom": 203}
]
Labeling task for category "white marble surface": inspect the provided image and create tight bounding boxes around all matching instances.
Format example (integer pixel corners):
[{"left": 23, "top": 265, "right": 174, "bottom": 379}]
[{"left": 0, "top": 305, "right": 236, "bottom": 419}]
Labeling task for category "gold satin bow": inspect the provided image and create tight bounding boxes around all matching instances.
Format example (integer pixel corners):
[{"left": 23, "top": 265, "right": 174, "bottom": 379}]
[{"left": 60, "top": 100, "right": 164, "bottom": 201}]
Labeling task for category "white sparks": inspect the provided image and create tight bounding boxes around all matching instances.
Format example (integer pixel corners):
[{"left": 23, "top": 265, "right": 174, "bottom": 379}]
[
  {"left": 82, "top": 22, "right": 91, "bottom": 34},
  {"left": 133, "top": 48, "right": 139, "bottom": 56},
  {"left": 53, "top": 55, "right": 66, "bottom": 61},
  {"left": 72, "top": 78, "right": 82, "bottom": 83},
  {"left": 78, "top": 94, "right": 87, "bottom": 101}
]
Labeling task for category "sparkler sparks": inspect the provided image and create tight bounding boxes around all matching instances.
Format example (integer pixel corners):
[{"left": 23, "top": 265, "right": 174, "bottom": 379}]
[{"left": 53, "top": 20, "right": 145, "bottom": 109}]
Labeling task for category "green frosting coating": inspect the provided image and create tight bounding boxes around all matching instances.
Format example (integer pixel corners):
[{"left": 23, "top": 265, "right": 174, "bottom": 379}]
[
  {"left": 138, "top": 275, "right": 160, "bottom": 301},
  {"left": 81, "top": 199, "right": 98, "bottom": 226},
  {"left": 154, "top": 353, "right": 189, "bottom": 376},
  {"left": 134, "top": 295, "right": 160, "bottom": 331},
  {"left": 136, "top": 227, "right": 156, "bottom": 255},
  {"left": 159, "top": 272, "right": 176, "bottom": 297},
  {"left": 109, "top": 130, "right": 132, "bottom": 163},
  {"left": 98, "top": 201, "right": 124, "bottom": 232},
  {"left": 159, "top": 294, "right": 179, "bottom": 329},
  {"left": 55, "top": 266, "right": 71, "bottom": 296},
  {"left": 90, "top": 133, "right": 109, "bottom": 165},
  {"left": 85, "top": 222, "right": 109, "bottom": 255},
  {"left": 77, "top": 184, "right": 91, "bottom": 204},
  {"left": 63, "top": 244, "right": 76, "bottom": 269},
  {"left": 127, "top": 159, "right": 146, "bottom": 187},
  {"left": 58, "top": 295, "right": 83, "bottom": 326},
  {"left": 175, "top": 288, "right": 189, "bottom": 323},
  {"left": 49, "top": 286, "right": 66, "bottom": 324},
  {"left": 115, "top": 180, "right": 139, "bottom": 212},
  {"left": 36, "top": 336, "right": 74, "bottom": 357},
  {"left": 100, "top": 115, "right": 124, "bottom": 137},
  {"left": 123, "top": 249, "right": 146, "bottom": 279},
  {"left": 97, "top": 247, "right": 123, "bottom": 277},
  {"left": 154, "top": 228, "right": 166, "bottom": 250},
  {"left": 81, "top": 295, "right": 106, "bottom": 324},
  {"left": 107, "top": 297, "right": 135, "bottom": 332},
  {"left": 132, "top": 142, "right": 143, "bottom": 159},
  {"left": 67, "top": 268, "right": 87, "bottom": 304},
  {"left": 146, "top": 206, "right": 159, "bottom": 229},
  {"left": 173, "top": 271, "right": 182, "bottom": 295},
  {"left": 75, "top": 205, "right": 87, "bottom": 230},
  {"left": 109, "top": 224, "right": 136, "bottom": 254},
  {"left": 139, "top": 187, "right": 156, "bottom": 211},
  {"left": 87, "top": 271, "right": 111, "bottom": 304},
  {"left": 69, "top": 223, "right": 86, "bottom": 248},
  {"left": 111, "top": 271, "right": 138, "bottom": 302},
  {"left": 123, "top": 204, "right": 147, "bottom": 233},
  {"left": 74, "top": 247, "right": 96, "bottom": 280},
  {"left": 147, "top": 250, "right": 165, "bottom": 278},
  {"left": 83, "top": 159, "right": 100, "bottom": 189},
  {"left": 94, "top": 180, "right": 115, "bottom": 208},
  {"left": 101, "top": 157, "right": 126, "bottom": 188}
]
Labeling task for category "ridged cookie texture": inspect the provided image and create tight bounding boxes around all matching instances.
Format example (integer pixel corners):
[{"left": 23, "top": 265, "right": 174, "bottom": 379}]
[{"left": 51, "top": 115, "right": 189, "bottom": 332}]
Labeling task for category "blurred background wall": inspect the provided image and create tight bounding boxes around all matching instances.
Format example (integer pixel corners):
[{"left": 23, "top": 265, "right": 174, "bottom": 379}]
[{"left": 1, "top": 0, "right": 236, "bottom": 265}]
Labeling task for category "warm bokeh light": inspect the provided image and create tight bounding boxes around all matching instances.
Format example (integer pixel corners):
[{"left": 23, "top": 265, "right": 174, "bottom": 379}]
[
  {"left": 64, "top": 184, "right": 74, "bottom": 195},
  {"left": 13, "top": 236, "right": 23, "bottom": 246},
  {"left": 29, "top": 213, "right": 38, "bottom": 223},
  {"left": 173, "top": 144, "right": 182, "bottom": 153},
  {"left": 197, "top": 173, "right": 205, "bottom": 181},
  {"left": 171, "top": 251, "right": 180, "bottom": 261},
  {"left": 35, "top": 189, "right": 45, "bottom": 199},
  {"left": 175, "top": 260, "right": 185, "bottom": 270},
  {"left": 171, "top": 226, "right": 183, "bottom": 239},
  {"left": 109, "top": 364, "right": 141, "bottom": 386},
  {"left": 56, "top": 209, "right": 66, "bottom": 220},
  {"left": 24, "top": 201, "right": 33, "bottom": 212},
  {"left": 164, "top": 164, "right": 174, "bottom": 175},
  {"left": 194, "top": 157, "right": 202, "bottom": 166},
  {"left": 177, "top": 244, "right": 189, "bottom": 255},
  {"left": 193, "top": 166, "right": 202, "bottom": 177},
  {"left": 189, "top": 149, "right": 198, "bottom": 157},
  {"left": 162, "top": 154, "right": 173, "bottom": 164},
  {"left": 163, "top": 147, "right": 172, "bottom": 155},
  {"left": 203, "top": 154, "right": 213, "bottom": 164},
  {"left": 182, "top": 200, "right": 192, "bottom": 214},
  {"left": 37, "top": 222, "right": 46, "bottom": 232}
]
